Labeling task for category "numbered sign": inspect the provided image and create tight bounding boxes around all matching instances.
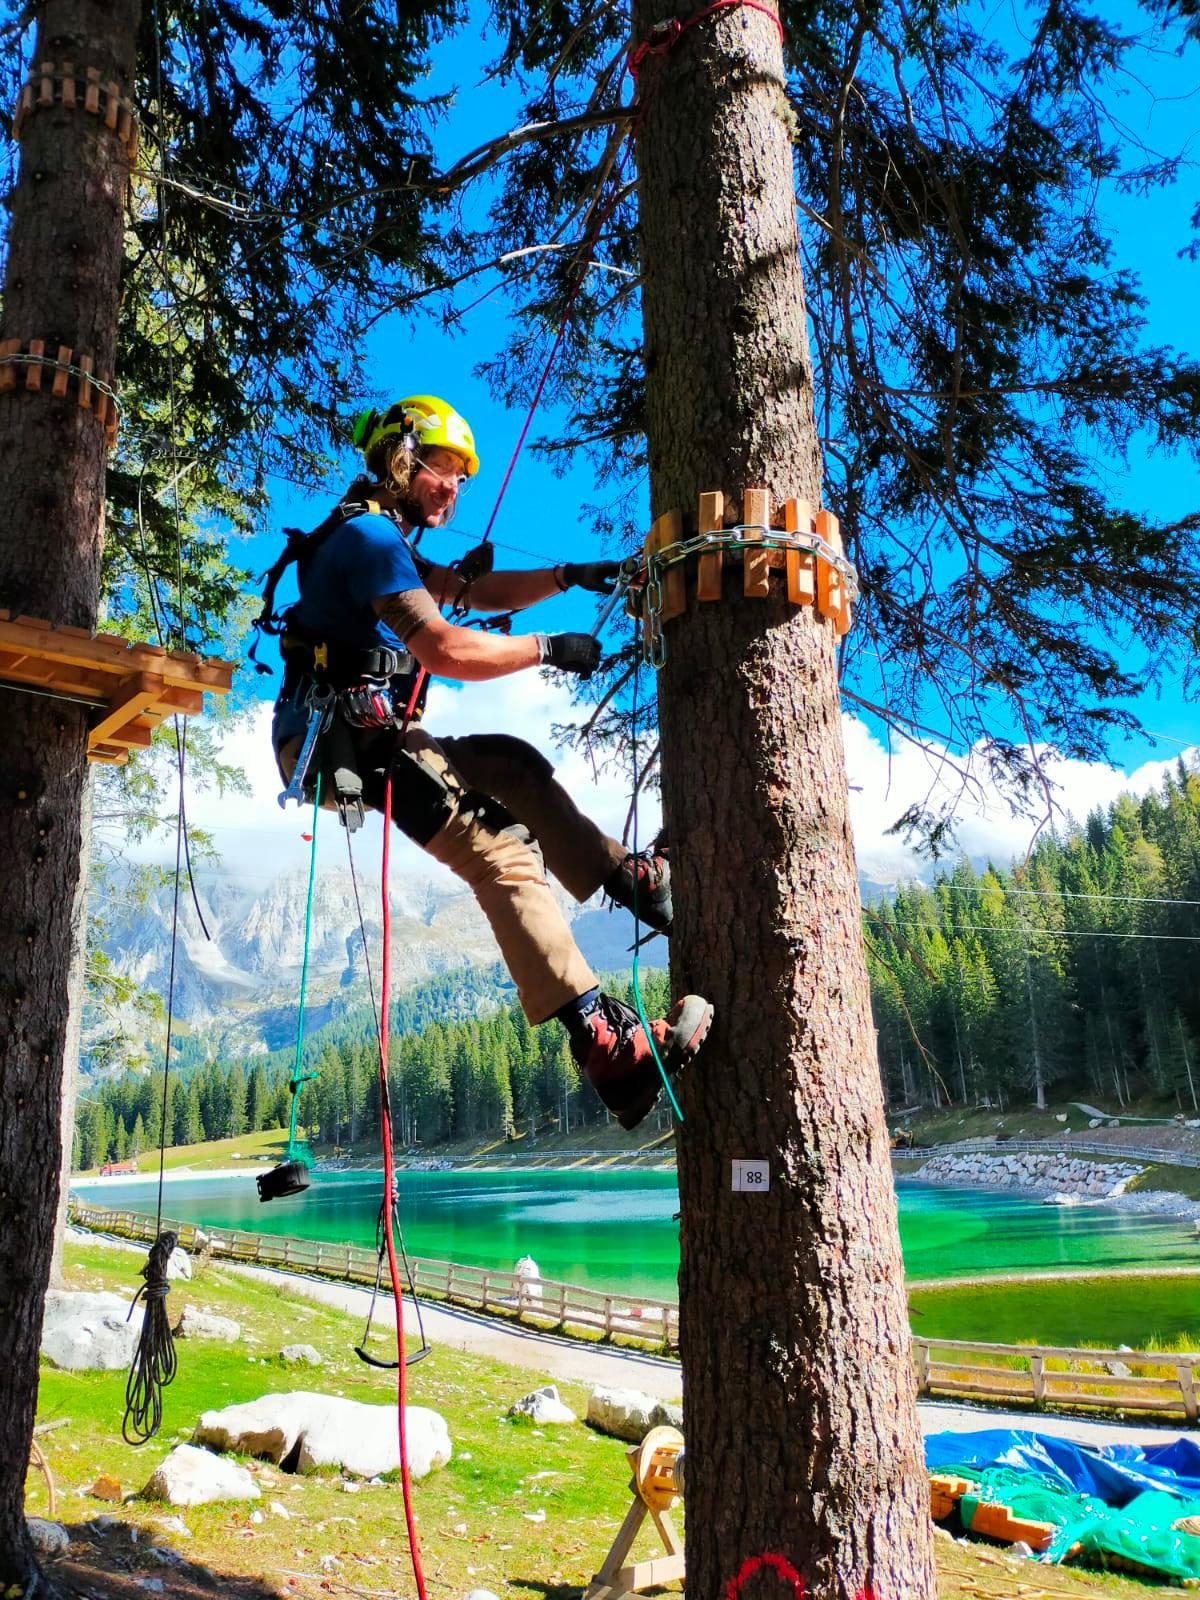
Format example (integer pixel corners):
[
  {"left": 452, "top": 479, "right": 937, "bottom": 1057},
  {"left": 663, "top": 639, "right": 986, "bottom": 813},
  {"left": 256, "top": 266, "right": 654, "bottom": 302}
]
[{"left": 731, "top": 1159, "right": 770, "bottom": 1192}]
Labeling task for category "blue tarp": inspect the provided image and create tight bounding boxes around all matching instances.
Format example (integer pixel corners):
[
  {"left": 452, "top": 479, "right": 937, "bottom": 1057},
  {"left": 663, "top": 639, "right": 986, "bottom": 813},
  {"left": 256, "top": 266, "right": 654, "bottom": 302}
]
[{"left": 925, "top": 1428, "right": 1200, "bottom": 1506}]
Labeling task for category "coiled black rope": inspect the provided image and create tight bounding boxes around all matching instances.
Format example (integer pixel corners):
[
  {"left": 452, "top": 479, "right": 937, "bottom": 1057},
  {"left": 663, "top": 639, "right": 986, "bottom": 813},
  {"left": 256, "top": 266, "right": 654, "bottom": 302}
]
[{"left": 123, "top": 1230, "right": 179, "bottom": 1444}]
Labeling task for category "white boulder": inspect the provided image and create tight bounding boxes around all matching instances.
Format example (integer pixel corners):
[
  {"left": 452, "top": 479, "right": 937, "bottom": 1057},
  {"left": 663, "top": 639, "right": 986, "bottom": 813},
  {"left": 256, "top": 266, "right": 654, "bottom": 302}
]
[
  {"left": 166, "top": 1248, "right": 192, "bottom": 1281},
  {"left": 41, "top": 1290, "right": 144, "bottom": 1371},
  {"left": 143, "top": 1444, "right": 260, "bottom": 1507},
  {"left": 586, "top": 1386, "right": 683, "bottom": 1443},
  {"left": 508, "top": 1385, "right": 577, "bottom": 1425},
  {"left": 175, "top": 1306, "right": 240, "bottom": 1342},
  {"left": 27, "top": 1518, "right": 70, "bottom": 1555},
  {"left": 195, "top": 1392, "right": 450, "bottom": 1479},
  {"left": 279, "top": 1344, "right": 322, "bottom": 1366}
]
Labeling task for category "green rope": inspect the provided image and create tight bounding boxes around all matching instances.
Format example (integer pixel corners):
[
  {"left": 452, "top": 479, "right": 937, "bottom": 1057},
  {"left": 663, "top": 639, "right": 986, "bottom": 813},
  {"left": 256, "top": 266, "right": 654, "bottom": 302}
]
[
  {"left": 286, "top": 773, "right": 323, "bottom": 1163},
  {"left": 629, "top": 660, "right": 684, "bottom": 1123}
]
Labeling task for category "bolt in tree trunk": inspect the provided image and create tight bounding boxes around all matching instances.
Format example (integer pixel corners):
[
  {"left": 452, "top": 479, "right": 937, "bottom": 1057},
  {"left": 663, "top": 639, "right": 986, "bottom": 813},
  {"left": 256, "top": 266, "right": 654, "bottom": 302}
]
[
  {"left": 0, "top": 0, "right": 138, "bottom": 1584},
  {"left": 632, "top": 4, "right": 935, "bottom": 1595}
]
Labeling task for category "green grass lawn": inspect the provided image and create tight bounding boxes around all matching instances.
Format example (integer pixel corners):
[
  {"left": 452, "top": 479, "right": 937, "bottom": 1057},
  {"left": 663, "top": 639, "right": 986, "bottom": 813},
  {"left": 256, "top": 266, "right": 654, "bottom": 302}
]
[
  {"left": 29, "top": 1241, "right": 1192, "bottom": 1600},
  {"left": 909, "top": 1270, "right": 1200, "bottom": 1348}
]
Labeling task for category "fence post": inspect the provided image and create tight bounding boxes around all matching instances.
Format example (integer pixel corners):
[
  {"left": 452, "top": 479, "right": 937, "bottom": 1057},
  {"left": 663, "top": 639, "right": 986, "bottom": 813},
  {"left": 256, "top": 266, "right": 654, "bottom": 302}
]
[
  {"left": 604, "top": 1296, "right": 613, "bottom": 1338},
  {"left": 481, "top": 1273, "right": 490, "bottom": 1313},
  {"left": 1030, "top": 1354, "right": 1046, "bottom": 1405},
  {"left": 559, "top": 1283, "right": 567, "bottom": 1328},
  {"left": 1178, "top": 1363, "right": 1198, "bottom": 1424},
  {"left": 914, "top": 1340, "right": 930, "bottom": 1394},
  {"left": 283, "top": 1239, "right": 291, "bottom": 1267},
  {"left": 447, "top": 1264, "right": 455, "bottom": 1302}
]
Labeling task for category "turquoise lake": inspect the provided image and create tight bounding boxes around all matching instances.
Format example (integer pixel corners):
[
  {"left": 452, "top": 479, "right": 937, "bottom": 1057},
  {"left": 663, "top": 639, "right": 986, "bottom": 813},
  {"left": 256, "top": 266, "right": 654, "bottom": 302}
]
[{"left": 71, "top": 1169, "right": 1200, "bottom": 1303}]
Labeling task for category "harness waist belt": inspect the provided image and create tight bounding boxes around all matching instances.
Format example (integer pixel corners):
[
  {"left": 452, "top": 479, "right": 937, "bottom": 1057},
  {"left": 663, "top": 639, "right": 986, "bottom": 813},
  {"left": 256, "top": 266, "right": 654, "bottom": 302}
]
[{"left": 280, "top": 631, "right": 415, "bottom": 684}]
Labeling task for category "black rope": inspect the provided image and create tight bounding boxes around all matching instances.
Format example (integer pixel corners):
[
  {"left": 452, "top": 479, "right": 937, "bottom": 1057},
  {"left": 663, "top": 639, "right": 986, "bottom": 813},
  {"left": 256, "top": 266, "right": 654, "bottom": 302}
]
[{"left": 123, "top": 1230, "right": 179, "bottom": 1444}]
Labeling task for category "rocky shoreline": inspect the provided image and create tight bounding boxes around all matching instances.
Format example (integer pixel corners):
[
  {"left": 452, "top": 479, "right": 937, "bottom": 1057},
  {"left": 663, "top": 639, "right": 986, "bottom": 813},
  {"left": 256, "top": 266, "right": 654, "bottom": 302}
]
[{"left": 909, "top": 1150, "right": 1200, "bottom": 1225}]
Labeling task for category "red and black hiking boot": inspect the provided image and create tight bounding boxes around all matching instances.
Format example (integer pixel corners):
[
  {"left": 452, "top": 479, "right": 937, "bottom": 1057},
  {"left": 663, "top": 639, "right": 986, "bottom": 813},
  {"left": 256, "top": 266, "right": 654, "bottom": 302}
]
[
  {"left": 572, "top": 992, "right": 713, "bottom": 1130},
  {"left": 603, "top": 847, "right": 673, "bottom": 934}
]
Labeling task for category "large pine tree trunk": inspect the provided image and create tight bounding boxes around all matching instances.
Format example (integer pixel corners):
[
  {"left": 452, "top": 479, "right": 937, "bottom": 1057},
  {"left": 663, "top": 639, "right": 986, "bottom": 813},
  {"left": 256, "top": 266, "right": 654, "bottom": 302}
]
[
  {"left": 0, "top": 0, "right": 138, "bottom": 1583},
  {"left": 632, "top": 4, "right": 935, "bottom": 1595}
]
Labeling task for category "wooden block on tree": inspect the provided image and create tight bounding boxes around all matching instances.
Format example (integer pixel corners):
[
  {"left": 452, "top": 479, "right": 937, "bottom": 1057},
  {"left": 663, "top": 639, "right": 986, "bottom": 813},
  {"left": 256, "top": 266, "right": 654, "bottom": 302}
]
[
  {"left": 815, "top": 509, "right": 847, "bottom": 631},
  {"left": 77, "top": 354, "right": 94, "bottom": 408},
  {"left": 25, "top": 339, "right": 44, "bottom": 391},
  {"left": 52, "top": 346, "right": 72, "bottom": 398},
  {"left": 94, "top": 372, "right": 110, "bottom": 426},
  {"left": 742, "top": 487, "right": 771, "bottom": 597},
  {"left": 62, "top": 64, "right": 76, "bottom": 109},
  {"left": 0, "top": 338, "right": 20, "bottom": 393},
  {"left": 13, "top": 81, "right": 34, "bottom": 139},
  {"left": 696, "top": 490, "right": 724, "bottom": 601},
  {"left": 651, "top": 510, "right": 685, "bottom": 621},
  {"left": 38, "top": 63, "right": 54, "bottom": 106},
  {"left": 104, "top": 80, "right": 121, "bottom": 129},
  {"left": 84, "top": 68, "right": 100, "bottom": 114},
  {"left": 782, "top": 497, "right": 815, "bottom": 605}
]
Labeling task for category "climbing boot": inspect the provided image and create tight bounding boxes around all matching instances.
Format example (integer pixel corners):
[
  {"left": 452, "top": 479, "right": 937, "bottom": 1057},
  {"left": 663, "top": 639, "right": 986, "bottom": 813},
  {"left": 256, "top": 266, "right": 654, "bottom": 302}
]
[
  {"left": 604, "top": 847, "right": 673, "bottom": 933},
  {"left": 573, "top": 992, "right": 713, "bottom": 1130}
]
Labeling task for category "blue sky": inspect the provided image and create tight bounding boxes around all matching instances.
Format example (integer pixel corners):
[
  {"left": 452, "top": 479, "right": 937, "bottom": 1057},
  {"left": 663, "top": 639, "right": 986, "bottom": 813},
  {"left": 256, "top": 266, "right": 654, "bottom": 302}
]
[{"left": 244, "top": 2, "right": 1200, "bottom": 775}]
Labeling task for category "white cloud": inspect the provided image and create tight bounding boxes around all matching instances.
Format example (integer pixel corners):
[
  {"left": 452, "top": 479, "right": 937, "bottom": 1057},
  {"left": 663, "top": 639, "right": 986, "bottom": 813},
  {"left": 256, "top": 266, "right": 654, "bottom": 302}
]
[
  {"left": 149, "top": 686, "right": 1195, "bottom": 894},
  {"left": 843, "top": 716, "right": 1196, "bottom": 885},
  {"left": 151, "top": 672, "right": 648, "bottom": 889}
]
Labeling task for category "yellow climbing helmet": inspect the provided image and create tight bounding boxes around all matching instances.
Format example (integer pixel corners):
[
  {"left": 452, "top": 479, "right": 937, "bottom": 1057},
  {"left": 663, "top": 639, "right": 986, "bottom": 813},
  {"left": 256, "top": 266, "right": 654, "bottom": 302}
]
[{"left": 350, "top": 394, "right": 480, "bottom": 477}]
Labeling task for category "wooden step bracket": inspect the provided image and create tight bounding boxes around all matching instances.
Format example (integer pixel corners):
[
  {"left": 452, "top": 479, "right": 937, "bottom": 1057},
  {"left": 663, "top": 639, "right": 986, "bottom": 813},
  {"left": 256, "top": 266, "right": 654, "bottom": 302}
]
[
  {"left": 643, "top": 489, "right": 855, "bottom": 633},
  {"left": 12, "top": 62, "right": 139, "bottom": 162},
  {"left": 585, "top": 1426, "right": 685, "bottom": 1600},
  {"left": 0, "top": 338, "right": 119, "bottom": 448},
  {"left": 0, "top": 610, "right": 234, "bottom": 764}
]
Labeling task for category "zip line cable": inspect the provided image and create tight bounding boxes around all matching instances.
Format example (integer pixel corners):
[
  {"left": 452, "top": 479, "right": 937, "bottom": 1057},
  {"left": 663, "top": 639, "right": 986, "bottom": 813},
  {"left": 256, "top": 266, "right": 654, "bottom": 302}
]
[
  {"left": 868, "top": 915, "right": 1200, "bottom": 944},
  {"left": 913, "top": 882, "right": 1200, "bottom": 910}
]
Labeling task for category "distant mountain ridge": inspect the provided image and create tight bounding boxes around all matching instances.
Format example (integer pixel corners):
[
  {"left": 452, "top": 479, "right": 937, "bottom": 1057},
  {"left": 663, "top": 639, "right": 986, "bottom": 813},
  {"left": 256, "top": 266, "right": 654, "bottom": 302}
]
[{"left": 90, "top": 862, "right": 666, "bottom": 1069}]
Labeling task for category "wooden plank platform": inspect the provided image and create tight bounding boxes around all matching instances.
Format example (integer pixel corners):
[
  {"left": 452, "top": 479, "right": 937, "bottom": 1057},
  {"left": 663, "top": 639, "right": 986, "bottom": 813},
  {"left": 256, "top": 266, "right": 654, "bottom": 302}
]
[{"left": 0, "top": 610, "right": 234, "bottom": 764}]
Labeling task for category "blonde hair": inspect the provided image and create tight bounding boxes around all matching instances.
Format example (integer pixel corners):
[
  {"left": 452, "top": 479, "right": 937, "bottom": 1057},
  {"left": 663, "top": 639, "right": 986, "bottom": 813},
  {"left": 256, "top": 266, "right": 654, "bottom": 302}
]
[{"left": 364, "top": 430, "right": 418, "bottom": 497}]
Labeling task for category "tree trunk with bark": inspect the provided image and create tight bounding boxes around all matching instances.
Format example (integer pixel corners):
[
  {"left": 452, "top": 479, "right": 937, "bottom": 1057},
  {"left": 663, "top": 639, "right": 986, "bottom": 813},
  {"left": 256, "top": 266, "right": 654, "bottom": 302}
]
[
  {"left": 0, "top": 0, "right": 138, "bottom": 1583},
  {"left": 632, "top": 4, "right": 935, "bottom": 1596}
]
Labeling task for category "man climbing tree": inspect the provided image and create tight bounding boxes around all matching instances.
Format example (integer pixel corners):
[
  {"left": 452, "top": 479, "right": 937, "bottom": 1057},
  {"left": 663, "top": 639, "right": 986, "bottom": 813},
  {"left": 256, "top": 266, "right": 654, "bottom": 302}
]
[{"left": 628, "top": 3, "right": 935, "bottom": 1595}]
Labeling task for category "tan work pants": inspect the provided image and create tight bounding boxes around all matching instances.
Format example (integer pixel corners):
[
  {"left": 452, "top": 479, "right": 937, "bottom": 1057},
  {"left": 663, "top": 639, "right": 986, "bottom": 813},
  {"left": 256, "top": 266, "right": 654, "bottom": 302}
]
[{"left": 376, "top": 728, "right": 620, "bottom": 1025}]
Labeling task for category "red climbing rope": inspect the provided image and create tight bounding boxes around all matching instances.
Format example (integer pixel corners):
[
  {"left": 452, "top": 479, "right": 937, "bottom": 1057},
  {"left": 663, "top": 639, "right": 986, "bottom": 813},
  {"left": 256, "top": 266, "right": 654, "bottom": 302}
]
[
  {"left": 480, "top": 156, "right": 632, "bottom": 542},
  {"left": 379, "top": 766, "right": 428, "bottom": 1600},
  {"left": 627, "top": 0, "right": 784, "bottom": 83}
]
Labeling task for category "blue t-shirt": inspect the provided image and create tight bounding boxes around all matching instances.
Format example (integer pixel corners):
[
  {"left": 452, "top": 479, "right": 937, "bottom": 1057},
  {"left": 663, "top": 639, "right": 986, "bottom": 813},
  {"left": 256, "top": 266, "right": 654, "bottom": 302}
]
[{"left": 289, "top": 512, "right": 424, "bottom": 650}]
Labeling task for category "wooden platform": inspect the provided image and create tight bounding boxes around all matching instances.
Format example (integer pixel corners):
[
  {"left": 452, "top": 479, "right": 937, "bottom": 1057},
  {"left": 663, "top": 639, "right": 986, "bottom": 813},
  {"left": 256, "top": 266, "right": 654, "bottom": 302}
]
[{"left": 0, "top": 610, "right": 234, "bottom": 763}]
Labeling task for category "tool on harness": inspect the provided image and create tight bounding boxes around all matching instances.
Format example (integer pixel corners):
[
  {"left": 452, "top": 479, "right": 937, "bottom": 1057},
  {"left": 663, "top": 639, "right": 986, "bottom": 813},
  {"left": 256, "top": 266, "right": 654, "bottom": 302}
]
[{"left": 279, "top": 687, "right": 334, "bottom": 809}]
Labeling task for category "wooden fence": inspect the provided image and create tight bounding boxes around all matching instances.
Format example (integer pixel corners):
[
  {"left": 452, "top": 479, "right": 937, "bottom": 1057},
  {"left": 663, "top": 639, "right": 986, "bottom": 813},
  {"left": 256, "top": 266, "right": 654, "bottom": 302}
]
[
  {"left": 67, "top": 1202, "right": 680, "bottom": 1349},
  {"left": 913, "top": 1336, "right": 1200, "bottom": 1423},
  {"left": 69, "top": 1202, "right": 1200, "bottom": 1421}
]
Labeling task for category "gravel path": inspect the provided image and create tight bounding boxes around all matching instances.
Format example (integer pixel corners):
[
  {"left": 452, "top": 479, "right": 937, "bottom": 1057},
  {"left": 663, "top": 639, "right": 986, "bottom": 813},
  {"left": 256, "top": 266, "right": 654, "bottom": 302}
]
[{"left": 225, "top": 1261, "right": 1199, "bottom": 1449}]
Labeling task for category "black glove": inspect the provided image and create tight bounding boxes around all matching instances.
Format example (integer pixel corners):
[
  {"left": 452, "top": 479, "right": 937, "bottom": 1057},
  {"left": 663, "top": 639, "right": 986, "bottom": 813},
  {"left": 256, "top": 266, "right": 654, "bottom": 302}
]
[
  {"left": 537, "top": 632, "right": 602, "bottom": 678},
  {"left": 560, "top": 560, "right": 621, "bottom": 595}
]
